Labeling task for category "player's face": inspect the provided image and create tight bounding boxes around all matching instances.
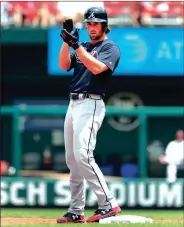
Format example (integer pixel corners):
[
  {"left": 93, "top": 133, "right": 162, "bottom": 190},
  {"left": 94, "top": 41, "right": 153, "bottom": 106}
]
[
  {"left": 86, "top": 22, "right": 104, "bottom": 40},
  {"left": 176, "top": 130, "right": 184, "bottom": 141}
]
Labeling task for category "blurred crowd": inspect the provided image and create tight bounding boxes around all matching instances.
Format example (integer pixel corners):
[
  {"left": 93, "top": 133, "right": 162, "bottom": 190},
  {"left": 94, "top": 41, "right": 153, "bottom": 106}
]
[{"left": 1, "top": 1, "right": 184, "bottom": 28}]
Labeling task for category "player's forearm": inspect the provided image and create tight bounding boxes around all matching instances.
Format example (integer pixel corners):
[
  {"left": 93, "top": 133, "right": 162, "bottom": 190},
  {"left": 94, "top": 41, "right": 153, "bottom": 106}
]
[
  {"left": 59, "top": 43, "right": 71, "bottom": 70},
  {"left": 75, "top": 46, "right": 107, "bottom": 75}
]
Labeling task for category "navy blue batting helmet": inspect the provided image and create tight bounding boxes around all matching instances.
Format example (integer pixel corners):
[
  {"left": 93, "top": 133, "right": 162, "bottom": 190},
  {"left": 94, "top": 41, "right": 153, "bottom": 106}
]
[{"left": 83, "top": 7, "right": 110, "bottom": 33}]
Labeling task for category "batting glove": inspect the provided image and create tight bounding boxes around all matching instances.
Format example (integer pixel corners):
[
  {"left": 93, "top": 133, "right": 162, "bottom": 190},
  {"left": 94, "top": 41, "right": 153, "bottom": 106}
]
[
  {"left": 60, "top": 28, "right": 80, "bottom": 50},
  {"left": 63, "top": 19, "right": 73, "bottom": 33}
]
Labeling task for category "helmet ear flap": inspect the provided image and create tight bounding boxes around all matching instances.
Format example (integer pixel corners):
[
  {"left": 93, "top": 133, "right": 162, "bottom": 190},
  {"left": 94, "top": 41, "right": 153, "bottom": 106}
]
[
  {"left": 102, "top": 23, "right": 106, "bottom": 32},
  {"left": 102, "top": 22, "right": 110, "bottom": 34}
]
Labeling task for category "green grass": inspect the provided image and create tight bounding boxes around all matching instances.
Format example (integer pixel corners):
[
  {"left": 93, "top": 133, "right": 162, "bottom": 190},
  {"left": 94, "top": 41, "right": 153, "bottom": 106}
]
[{"left": 2, "top": 209, "right": 184, "bottom": 227}]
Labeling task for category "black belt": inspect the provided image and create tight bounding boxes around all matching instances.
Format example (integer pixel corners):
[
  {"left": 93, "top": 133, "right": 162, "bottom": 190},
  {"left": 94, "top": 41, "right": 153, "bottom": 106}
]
[{"left": 70, "top": 93, "right": 102, "bottom": 100}]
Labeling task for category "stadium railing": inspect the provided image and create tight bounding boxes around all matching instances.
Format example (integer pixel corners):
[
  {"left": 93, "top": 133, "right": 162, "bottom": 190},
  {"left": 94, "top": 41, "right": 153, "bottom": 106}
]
[{"left": 1, "top": 105, "right": 183, "bottom": 177}]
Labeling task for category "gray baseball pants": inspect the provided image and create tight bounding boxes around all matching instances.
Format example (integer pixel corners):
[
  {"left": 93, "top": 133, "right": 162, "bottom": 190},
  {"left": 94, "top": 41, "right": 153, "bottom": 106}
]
[{"left": 64, "top": 97, "right": 118, "bottom": 215}]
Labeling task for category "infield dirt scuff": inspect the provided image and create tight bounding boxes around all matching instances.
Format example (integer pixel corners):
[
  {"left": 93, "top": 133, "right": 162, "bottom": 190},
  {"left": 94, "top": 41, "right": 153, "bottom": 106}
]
[{"left": 1, "top": 218, "right": 184, "bottom": 225}]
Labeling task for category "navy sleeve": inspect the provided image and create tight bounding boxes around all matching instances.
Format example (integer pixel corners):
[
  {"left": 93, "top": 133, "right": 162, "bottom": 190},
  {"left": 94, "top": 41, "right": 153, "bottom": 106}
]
[
  {"left": 67, "top": 52, "right": 76, "bottom": 71},
  {"left": 97, "top": 44, "right": 120, "bottom": 72}
]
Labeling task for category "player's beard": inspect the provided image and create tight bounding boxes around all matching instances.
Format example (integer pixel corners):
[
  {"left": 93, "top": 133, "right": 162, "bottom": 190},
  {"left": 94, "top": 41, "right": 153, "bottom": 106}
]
[{"left": 89, "top": 31, "right": 103, "bottom": 40}]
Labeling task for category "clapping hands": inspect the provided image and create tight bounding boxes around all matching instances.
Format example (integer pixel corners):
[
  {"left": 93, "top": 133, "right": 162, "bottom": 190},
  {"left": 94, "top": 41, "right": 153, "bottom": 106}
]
[{"left": 60, "top": 19, "right": 80, "bottom": 50}]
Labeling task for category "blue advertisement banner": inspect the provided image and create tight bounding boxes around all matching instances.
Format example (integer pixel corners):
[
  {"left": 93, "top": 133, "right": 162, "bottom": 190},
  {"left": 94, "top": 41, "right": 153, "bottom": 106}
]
[{"left": 48, "top": 27, "right": 183, "bottom": 76}]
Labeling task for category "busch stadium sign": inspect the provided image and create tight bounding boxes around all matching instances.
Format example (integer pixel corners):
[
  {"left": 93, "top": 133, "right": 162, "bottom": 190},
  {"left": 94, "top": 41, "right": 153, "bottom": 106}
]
[{"left": 1, "top": 178, "right": 183, "bottom": 208}]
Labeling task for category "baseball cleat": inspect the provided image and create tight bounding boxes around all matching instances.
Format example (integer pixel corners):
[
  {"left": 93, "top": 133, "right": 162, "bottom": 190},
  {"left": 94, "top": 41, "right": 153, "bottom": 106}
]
[
  {"left": 86, "top": 206, "right": 121, "bottom": 223},
  {"left": 57, "top": 212, "right": 85, "bottom": 223}
]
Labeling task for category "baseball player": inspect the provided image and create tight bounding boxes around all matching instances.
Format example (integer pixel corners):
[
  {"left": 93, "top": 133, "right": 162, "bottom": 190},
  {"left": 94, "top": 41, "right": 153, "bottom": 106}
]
[
  {"left": 159, "top": 130, "right": 184, "bottom": 183},
  {"left": 57, "top": 7, "right": 121, "bottom": 223}
]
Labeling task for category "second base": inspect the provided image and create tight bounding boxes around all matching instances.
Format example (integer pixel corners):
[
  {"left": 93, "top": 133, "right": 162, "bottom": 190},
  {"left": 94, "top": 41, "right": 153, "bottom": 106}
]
[{"left": 99, "top": 215, "right": 153, "bottom": 224}]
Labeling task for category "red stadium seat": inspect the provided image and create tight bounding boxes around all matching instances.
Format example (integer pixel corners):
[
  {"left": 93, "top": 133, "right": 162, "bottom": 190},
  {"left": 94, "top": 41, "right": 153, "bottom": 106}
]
[
  {"left": 24, "top": 2, "right": 39, "bottom": 22},
  {"left": 5, "top": 1, "right": 184, "bottom": 26},
  {"left": 168, "top": 1, "right": 184, "bottom": 17},
  {"left": 104, "top": 2, "right": 138, "bottom": 17}
]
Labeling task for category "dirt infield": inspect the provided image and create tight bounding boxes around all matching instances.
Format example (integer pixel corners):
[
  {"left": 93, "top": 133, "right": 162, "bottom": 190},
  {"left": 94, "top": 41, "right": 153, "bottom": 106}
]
[{"left": 1, "top": 218, "right": 184, "bottom": 225}]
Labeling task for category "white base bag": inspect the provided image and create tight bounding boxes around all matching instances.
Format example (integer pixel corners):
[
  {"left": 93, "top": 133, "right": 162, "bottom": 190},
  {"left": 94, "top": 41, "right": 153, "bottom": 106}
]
[{"left": 99, "top": 215, "right": 153, "bottom": 224}]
